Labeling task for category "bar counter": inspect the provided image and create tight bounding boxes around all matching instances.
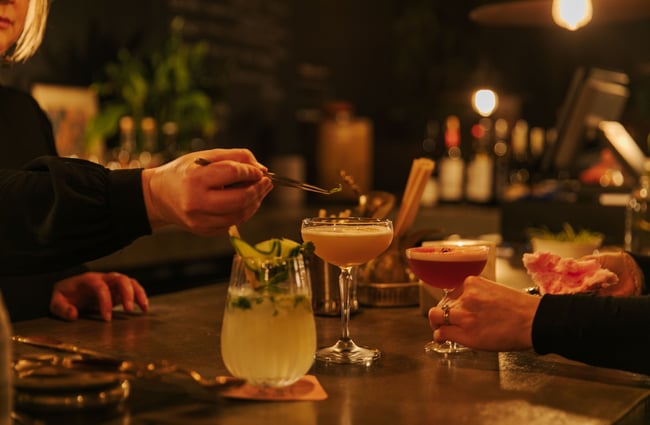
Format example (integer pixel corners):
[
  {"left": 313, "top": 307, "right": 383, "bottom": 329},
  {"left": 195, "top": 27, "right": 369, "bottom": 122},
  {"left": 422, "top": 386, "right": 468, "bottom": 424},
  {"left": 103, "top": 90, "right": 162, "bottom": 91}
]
[{"left": 12, "top": 282, "right": 650, "bottom": 425}]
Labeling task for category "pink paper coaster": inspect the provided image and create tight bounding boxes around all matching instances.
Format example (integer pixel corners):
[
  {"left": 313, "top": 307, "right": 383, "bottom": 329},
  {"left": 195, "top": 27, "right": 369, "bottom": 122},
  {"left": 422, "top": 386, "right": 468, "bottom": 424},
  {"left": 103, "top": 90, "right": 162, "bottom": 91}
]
[{"left": 220, "top": 375, "right": 327, "bottom": 401}]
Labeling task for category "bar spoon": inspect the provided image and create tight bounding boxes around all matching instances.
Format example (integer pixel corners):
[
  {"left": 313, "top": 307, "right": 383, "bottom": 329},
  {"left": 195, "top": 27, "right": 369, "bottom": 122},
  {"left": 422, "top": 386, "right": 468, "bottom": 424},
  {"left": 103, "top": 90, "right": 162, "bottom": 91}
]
[
  {"left": 114, "top": 359, "right": 246, "bottom": 390},
  {"left": 194, "top": 157, "right": 342, "bottom": 195}
]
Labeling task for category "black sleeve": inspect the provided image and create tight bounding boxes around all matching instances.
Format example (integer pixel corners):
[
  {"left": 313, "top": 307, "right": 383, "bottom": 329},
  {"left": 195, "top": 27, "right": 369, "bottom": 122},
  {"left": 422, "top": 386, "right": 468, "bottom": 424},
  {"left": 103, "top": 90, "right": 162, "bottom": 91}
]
[
  {"left": 0, "top": 156, "right": 152, "bottom": 274},
  {"left": 629, "top": 252, "right": 650, "bottom": 294},
  {"left": 532, "top": 294, "right": 650, "bottom": 375}
]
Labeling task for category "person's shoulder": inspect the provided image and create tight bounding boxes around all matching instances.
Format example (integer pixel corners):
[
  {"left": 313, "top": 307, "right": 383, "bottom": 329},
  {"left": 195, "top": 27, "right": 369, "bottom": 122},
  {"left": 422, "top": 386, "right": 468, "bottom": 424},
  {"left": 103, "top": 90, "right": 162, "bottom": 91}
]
[{"left": 0, "top": 85, "right": 42, "bottom": 110}]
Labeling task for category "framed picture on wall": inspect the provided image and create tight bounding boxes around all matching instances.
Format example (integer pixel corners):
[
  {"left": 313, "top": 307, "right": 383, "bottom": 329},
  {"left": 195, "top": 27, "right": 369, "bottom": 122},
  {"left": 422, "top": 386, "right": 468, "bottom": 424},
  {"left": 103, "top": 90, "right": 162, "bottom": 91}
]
[{"left": 31, "top": 84, "right": 102, "bottom": 162}]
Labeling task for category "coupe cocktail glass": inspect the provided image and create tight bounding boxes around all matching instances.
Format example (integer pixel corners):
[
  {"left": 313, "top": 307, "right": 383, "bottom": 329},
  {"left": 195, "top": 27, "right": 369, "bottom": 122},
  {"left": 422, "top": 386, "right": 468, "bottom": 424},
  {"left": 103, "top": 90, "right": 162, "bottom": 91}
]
[
  {"left": 301, "top": 217, "right": 393, "bottom": 365},
  {"left": 406, "top": 244, "right": 489, "bottom": 355},
  {"left": 221, "top": 254, "right": 316, "bottom": 387}
]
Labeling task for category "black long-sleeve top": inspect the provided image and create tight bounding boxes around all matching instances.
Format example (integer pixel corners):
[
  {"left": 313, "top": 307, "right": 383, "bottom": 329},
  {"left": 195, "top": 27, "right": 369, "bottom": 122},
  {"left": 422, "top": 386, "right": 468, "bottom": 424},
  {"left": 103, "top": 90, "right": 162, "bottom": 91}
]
[
  {"left": 0, "top": 85, "right": 151, "bottom": 319},
  {"left": 0, "top": 157, "right": 150, "bottom": 272},
  {"left": 532, "top": 254, "right": 650, "bottom": 375}
]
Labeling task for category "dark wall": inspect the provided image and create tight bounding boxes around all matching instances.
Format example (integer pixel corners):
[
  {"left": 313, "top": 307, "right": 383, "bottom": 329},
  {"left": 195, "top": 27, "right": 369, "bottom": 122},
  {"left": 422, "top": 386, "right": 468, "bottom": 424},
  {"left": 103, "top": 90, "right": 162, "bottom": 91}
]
[
  {"left": 1, "top": 0, "right": 168, "bottom": 88},
  {"left": 2, "top": 0, "right": 650, "bottom": 194}
]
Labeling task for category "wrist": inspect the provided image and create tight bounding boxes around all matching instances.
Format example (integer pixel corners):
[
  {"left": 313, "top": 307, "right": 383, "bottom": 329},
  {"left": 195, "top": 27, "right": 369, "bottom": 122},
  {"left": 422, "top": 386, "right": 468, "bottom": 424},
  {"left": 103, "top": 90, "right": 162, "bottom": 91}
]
[{"left": 141, "top": 168, "right": 165, "bottom": 230}]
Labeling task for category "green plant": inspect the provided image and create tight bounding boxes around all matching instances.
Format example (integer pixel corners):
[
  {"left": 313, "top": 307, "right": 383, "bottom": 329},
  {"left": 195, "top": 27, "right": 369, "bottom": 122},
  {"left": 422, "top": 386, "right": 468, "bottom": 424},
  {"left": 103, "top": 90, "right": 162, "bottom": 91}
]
[
  {"left": 526, "top": 223, "right": 603, "bottom": 243},
  {"left": 86, "top": 17, "right": 218, "bottom": 154}
]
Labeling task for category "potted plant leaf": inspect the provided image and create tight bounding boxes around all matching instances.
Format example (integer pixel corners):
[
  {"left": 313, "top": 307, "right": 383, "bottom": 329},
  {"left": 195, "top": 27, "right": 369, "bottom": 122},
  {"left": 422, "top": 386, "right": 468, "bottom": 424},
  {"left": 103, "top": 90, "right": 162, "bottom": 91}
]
[{"left": 85, "top": 17, "right": 219, "bottom": 162}]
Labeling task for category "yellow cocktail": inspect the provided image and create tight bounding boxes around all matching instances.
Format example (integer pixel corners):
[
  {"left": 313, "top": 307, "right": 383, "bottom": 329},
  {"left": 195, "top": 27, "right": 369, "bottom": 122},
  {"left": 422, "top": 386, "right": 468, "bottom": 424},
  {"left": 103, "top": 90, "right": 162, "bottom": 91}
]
[
  {"left": 301, "top": 224, "right": 393, "bottom": 267},
  {"left": 221, "top": 254, "right": 315, "bottom": 387},
  {"left": 221, "top": 289, "right": 316, "bottom": 387},
  {"left": 301, "top": 217, "right": 393, "bottom": 365}
]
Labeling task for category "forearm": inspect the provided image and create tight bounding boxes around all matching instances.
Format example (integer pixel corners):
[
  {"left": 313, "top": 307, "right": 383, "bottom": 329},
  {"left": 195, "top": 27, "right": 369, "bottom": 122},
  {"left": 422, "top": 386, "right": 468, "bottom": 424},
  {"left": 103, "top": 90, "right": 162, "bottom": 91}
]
[{"left": 0, "top": 156, "right": 151, "bottom": 274}]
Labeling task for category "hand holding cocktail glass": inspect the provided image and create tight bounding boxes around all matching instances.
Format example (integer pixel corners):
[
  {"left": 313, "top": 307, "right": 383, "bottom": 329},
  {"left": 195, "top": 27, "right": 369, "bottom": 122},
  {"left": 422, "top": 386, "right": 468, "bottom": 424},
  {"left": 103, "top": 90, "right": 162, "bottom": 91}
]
[
  {"left": 301, "top": 217, "right": 393, "bottom": 365},
  {"left": 406, "top": 244, "right": 489, "bottom": 355}
]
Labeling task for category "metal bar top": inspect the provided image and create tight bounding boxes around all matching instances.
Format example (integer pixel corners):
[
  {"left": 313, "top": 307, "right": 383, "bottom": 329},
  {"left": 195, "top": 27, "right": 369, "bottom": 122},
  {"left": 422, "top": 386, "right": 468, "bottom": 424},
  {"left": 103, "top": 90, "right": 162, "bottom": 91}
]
[{"left": 12, "top": 283, "right": 650, "bottom": 425}]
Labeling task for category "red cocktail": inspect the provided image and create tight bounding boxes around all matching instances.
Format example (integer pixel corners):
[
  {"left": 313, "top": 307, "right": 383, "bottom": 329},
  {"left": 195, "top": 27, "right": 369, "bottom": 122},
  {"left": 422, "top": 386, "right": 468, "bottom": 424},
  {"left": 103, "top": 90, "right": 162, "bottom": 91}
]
[{"left": 406, "top": 244, "right": 489, "bottom": 354}]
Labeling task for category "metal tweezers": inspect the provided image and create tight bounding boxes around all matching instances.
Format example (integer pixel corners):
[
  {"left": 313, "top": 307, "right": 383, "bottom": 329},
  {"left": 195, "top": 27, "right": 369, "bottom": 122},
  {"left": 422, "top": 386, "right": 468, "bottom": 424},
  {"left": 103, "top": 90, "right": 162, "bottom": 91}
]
[{"left": 194, "top": 157, "right": 341, "bottom": 195}]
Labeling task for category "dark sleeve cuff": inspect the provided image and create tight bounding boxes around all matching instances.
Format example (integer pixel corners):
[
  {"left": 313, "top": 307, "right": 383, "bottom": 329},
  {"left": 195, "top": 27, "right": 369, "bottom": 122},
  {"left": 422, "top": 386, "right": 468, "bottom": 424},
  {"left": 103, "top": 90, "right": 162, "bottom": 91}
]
[
  {"left": 109, "top": 168, "right": 152, "bottom": 242},
  {"left": 531, "top": 294, "right": 575, "bottom": 355},
  {"left": 628, "top": 252, "right": 650, "bottom": 294}
]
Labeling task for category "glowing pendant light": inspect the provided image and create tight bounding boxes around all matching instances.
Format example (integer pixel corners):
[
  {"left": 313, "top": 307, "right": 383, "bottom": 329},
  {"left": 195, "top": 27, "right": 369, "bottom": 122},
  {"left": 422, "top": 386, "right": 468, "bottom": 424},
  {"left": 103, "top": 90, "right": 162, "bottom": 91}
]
[
  {"left": 552, "top": 0, "right": 593, "bottom": 31},
  {"left": 472, "top": 89, "right": 499, "bottom": 117}
]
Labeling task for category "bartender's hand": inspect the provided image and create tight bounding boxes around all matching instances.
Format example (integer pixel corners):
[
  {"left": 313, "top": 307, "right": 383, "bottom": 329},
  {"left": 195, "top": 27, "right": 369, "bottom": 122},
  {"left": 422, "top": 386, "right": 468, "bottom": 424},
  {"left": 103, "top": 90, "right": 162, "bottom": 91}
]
[
  {"left": 142, "top": 148, "right": 273, "bottom": 235},
  {"left": 428, "top": 276, "right": 540, "bottom": 352},
  {"left": 50, "top": 272, "right": 149, "bottom": 321},
  {"left": 581, "top": 251, "right": 644, "bottom": 296}
]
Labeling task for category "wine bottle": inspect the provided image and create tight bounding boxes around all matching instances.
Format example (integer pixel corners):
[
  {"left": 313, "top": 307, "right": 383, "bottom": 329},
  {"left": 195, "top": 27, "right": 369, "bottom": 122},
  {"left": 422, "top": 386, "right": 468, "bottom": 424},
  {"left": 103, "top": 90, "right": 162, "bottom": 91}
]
[{"left": 438, "top": 115, "right": 465, "bottom": 203}]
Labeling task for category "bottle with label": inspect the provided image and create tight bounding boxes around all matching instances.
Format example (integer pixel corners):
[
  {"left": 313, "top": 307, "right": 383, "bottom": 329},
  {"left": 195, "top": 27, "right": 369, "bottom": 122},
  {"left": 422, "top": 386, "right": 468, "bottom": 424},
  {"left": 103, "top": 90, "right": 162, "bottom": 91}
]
[
  {"left": 0, "top": 292, "right": 12, "bottom": 425},
  {"left": 528, "top": 126, "right": 545, "bottom": 171},
  {"left": 161, "top": 121, "right": 179, "bottom": 163},
  {"left": 509, "top": 119, "right": 529, "bottom": 185},
  {"left": 420, "top": 119, "right": 441, "bottom": 207},
  {"left": 492, "top": 118, "right": 510, "bottom": 203},
  {"left": 465, "top": 118, "right": 494, "bottom": 204},
  {"left": 117, "top": 115, "right": 137, "bottom": 168},
  {"left": 437, "top": 115, "right": 465, "bottom": 202},
  {"left": 625, "top": 159, "right": 650, "bottom": 255},
  {"left": 139, "top": 117, "right": 158, "bottom": 168},
  {"left": 505, "top": 119, "right": 531, "bottom": 200}
]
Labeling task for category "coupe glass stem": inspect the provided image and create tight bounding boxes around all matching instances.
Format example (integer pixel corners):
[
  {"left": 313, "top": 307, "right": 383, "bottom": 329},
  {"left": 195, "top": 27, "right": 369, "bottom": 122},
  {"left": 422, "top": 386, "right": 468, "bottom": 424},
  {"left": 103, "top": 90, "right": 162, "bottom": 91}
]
[
  {"left": 425, "top": 288, "right": 470, "bottom": 355},
  {"left": 339, "top": 266, "right": 354, "bottom": 341},
  {"left": 304, "top": 216, "right": 390, "bottom": 365},
  {"left": 315, "top": 264, "right": 380, "bottom": 365}
]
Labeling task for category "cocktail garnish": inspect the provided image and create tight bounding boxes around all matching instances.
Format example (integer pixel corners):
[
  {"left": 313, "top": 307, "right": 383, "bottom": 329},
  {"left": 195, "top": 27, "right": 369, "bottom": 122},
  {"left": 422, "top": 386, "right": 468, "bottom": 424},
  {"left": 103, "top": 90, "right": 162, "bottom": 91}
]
[{"left": 229, "top": 234, "right": 313, "bottom": 294}]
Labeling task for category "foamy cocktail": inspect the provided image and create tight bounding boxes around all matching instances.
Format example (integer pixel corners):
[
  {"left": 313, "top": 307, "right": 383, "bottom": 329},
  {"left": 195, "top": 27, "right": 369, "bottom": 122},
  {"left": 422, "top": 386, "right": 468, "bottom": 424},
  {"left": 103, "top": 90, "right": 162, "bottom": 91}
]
[
  {"left": 406, "top": 244, "right": 488, "bottom": 355},
  {"left": 301, "top": 223, "right": 394, "bottom": 267},
  {"left": 301, "top": 217, "right": 393, "bottom": 365},
  {"left": 406, "top": 245, "right": 489, "bottom": 290}
]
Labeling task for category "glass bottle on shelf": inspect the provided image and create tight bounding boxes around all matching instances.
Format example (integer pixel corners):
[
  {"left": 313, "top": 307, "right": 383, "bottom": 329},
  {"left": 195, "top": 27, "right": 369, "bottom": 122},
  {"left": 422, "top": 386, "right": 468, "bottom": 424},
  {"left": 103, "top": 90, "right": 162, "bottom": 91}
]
[
  {"left": 140, "top": 117, "right": 160, "bottom": 168},
  {"left": 625, "top": 159, "right": 650, "bottom": 255},
  {"left": 162, "top": 122, "right": 179, "bottom": 163},
  {"left": 117, "top": 115, "right": 137, "bottom": 168},
  {"left": 316, "top": 102, "right": 373, "bottom": 201},
  {"left": 509, "top": 119, "right": 529, "bottom": 185},
  {"left": 465, "top": 118, "right": 494, "bottom": 204},
  {"left": 506, "top": 119, "right": 530, "bottom": 200},
  {"left": 528, "top": 126, "right": 546, "bottom": 181},
  {"left": 420, "top": 119, "right": 440, "bottom": 207},
  {"left": 438, "top": 115, "right": 465, "bottom": 203},
  {"left": 493, "top": 118, "right": 510, "bottom": 203}
]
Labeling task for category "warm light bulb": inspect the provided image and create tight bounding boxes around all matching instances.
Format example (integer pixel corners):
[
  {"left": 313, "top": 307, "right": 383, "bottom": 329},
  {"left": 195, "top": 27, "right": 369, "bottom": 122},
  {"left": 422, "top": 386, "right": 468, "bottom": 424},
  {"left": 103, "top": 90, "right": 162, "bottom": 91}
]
[
  {"left": 552, "top": 0, "right": 593, "bottom": 31},
  {"left": 472, "top": 89, "right": 498, "bottom": 117}
]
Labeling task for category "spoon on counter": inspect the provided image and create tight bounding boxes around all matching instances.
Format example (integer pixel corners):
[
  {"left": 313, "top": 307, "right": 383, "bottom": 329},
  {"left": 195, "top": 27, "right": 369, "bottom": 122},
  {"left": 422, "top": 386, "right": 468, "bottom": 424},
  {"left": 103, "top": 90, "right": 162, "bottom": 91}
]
[{"left": 64, "top": 357, "right": 245, "bottom": 390}]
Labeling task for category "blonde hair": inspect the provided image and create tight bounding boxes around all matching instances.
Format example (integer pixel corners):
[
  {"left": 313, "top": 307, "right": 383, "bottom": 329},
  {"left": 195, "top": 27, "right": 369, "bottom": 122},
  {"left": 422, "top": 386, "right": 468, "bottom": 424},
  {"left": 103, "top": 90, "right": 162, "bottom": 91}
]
[{"left": 7, "top": 0, "right": 49, "bottom": 63}]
